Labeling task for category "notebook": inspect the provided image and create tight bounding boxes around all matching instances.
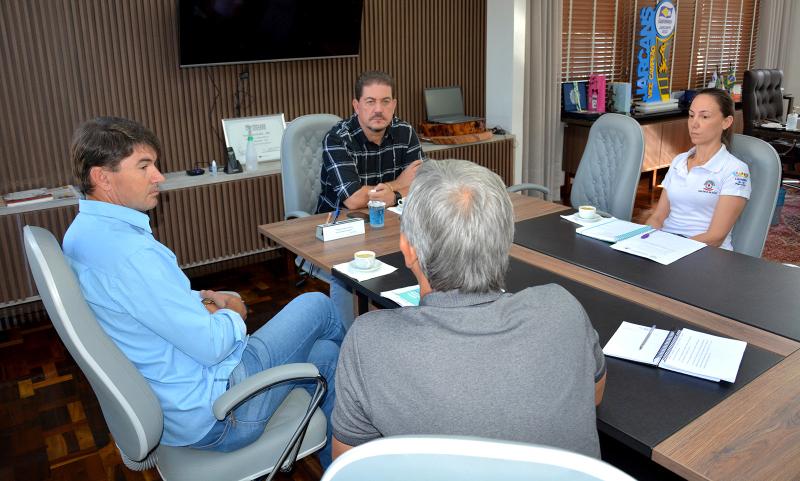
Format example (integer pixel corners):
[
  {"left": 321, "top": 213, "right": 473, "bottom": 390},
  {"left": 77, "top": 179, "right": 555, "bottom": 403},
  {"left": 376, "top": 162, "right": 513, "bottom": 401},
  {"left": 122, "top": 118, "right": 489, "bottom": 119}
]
[
  {"left": 602, "top": 321, "right": 747, "bottom": 383},
  {"left": 424, "top": 86, "right": 483, "bottom": 124}
]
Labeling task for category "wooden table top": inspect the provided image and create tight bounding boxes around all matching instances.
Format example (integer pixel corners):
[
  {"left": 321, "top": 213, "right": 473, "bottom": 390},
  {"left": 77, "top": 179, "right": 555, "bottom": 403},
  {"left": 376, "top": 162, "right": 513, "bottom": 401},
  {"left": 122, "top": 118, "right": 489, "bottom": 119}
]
[
  {"left": 258, "top": 196, "right": 800, "bottom": 481},
  {"left": 257, "top": 194, "right": 568, "bottom": 274}
]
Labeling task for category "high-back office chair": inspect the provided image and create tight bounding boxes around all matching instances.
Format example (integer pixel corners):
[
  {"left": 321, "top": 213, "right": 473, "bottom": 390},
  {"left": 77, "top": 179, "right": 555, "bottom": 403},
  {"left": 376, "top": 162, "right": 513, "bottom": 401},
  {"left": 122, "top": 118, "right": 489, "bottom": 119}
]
[
  {"left": 280, "top": 113, "right": 343, "bottom": 285},
  {"left": 742, "top": 69, "right": 791, "bottom": 134},
  {"left": 22, "top": 225, "right": 328, "bottom": 481},
  {"left": 742, "top": 69, "right": 797, "bottom": 171},
  {"left": 570, "top": 113, "right": 645, "bottom": 220},
  {"left": 280, "top": 113, "right": 343, "bottom": 219},
  {"left": 320, "top": 436, "right": 636, "bottom": 481},
  {"left": 728, "top": 134, "right": 782, "bottom": 257}
]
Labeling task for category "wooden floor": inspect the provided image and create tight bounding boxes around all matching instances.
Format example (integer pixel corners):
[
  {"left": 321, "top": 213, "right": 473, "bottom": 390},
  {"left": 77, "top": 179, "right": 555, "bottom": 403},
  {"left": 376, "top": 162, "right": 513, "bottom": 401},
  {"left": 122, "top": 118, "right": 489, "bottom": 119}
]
[{"left": 0, "top": 172, "right": 767, "bottom": 481}]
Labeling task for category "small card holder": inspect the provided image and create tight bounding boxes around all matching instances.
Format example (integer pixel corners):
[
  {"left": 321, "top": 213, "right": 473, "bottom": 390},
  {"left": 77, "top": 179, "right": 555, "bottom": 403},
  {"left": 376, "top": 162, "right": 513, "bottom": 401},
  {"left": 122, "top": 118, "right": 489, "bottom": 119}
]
[{"left": 315, "top": 218, "right": 365, "bottom": 242}]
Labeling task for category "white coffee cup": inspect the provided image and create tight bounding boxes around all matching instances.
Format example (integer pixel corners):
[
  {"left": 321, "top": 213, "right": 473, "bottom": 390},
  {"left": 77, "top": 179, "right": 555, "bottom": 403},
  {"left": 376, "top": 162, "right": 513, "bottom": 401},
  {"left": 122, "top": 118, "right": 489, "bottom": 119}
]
[
  {"left": 353, "top": 250, "right": 376, "bottom": 269},
  {"left": 578, "top": 205, "right": 597, "bottom": 219}
]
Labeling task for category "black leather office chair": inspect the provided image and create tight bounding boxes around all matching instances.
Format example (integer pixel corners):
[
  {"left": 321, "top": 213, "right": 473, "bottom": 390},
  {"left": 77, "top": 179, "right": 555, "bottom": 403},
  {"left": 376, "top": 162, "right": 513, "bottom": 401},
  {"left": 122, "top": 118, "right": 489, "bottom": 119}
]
[{"left": 742, "top": 69, "right": 798, "bottom": 173}]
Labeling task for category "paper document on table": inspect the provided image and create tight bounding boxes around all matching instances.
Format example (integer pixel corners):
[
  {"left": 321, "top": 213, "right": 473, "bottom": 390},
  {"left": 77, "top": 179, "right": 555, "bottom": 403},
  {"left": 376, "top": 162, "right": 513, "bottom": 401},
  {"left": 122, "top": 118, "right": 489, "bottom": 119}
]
[
  {"left": 380, "top": 285, "right": 420, "bottom": 307},
  {"left": 659, "top": 328, "right": 747, "bottom": 383},
  {"left": 610, "top": 230, "right": 705, "bottom": 265},
  {"left": 576, "top": 219, "right": 652, "bottom": 242}
]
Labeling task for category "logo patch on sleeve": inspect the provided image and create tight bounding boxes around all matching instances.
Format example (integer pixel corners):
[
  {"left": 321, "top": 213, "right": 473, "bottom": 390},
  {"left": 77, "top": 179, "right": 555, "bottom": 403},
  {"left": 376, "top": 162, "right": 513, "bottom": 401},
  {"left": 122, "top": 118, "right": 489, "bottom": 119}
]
[{"left": 733, "top": 170, "right": 750, "bottom": 187}]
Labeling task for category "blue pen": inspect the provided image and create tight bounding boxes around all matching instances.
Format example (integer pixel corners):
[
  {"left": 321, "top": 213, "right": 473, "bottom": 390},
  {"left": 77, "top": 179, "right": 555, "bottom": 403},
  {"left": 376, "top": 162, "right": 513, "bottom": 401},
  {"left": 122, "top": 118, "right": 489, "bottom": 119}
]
[
  {"left": 330, "top": 204, "right": 341, "bottom": 225},
  {"left": 641, "top": 231, "right": 653, "bottom": 239}
]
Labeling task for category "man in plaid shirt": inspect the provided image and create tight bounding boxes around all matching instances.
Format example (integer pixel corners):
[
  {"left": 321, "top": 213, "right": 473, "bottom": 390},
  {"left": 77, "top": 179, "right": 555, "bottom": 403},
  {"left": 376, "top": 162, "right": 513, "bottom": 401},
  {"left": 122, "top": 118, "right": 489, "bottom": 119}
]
[{"left": 316, "top": 71, "right": 425, "bottom": 213}]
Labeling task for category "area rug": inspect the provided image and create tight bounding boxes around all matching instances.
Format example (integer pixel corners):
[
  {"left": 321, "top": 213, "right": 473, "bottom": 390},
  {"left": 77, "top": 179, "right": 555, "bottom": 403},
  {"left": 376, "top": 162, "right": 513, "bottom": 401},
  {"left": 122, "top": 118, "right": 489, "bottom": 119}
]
[{"left": 763, "top": 186, "right": 800, "bottom": 265}]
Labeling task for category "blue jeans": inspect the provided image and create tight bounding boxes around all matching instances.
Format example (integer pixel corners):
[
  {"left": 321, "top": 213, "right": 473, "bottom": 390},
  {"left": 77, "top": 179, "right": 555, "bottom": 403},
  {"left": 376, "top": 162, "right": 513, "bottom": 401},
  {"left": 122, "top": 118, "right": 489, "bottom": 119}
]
[
  {"left": 190, "top": 292, "right": 344, "bottom": 468},
  {"left": 296, "top": 256, "right": 355, "bottom": 330}
]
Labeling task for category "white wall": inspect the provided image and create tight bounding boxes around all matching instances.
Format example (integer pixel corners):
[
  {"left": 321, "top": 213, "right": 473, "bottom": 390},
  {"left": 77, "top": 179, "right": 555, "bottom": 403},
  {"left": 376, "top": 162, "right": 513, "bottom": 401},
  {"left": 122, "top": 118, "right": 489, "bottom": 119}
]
[{"left": 486, "top": 0, "right": 527, "bottom": 184}]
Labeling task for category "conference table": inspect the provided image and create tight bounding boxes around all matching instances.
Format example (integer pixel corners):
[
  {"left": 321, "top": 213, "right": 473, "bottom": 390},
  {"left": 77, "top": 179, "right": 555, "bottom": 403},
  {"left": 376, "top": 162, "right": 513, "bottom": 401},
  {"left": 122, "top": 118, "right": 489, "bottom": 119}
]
[{"left": 258, "top": 195, "right": 800, "bottom": 481}]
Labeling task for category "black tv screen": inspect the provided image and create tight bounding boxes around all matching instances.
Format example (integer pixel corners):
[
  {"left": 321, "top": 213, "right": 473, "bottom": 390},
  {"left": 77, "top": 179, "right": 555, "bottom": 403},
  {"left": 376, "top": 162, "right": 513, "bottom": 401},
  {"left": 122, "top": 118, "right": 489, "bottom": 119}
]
[{"left": 179, "top": 0, "right": 363, "bottom": 67}]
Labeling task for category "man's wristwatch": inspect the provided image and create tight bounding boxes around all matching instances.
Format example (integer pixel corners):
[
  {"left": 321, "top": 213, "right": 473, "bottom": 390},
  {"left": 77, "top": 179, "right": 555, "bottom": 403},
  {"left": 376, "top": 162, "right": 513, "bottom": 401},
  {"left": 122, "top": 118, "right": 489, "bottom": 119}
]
[{"left": 394, "top": 190, "right": 402, "bottom": 206}]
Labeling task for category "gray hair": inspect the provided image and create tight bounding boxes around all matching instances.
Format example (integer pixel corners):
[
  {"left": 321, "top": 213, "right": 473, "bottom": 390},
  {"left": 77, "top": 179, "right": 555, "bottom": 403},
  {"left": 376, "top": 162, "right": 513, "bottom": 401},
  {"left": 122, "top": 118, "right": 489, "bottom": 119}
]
[{"left": 400, "top": 159, "right": 514, "bottom": 293}]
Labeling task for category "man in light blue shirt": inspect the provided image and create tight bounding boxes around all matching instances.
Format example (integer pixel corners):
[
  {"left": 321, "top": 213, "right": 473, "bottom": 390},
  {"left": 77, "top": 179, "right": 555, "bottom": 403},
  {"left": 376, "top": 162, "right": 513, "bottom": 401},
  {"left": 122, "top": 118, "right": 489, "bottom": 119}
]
[{"left": 62, "top": 117, "right": 344, "bottom": 466}]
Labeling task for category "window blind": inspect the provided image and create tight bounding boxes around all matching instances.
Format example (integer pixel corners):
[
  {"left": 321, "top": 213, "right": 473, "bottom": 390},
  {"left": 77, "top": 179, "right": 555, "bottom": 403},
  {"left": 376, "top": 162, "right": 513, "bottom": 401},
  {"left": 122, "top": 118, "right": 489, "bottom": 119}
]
[{"left": 562, "top": 0, "right": 759, "bottom": 93}]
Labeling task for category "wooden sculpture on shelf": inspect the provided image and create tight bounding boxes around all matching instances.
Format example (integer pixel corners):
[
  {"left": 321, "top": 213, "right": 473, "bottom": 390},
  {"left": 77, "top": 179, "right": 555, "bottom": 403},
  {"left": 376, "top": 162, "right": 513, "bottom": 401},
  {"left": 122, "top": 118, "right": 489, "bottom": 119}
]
[{"left": 418, "top": 119, "right": 492, "bottom": 145}]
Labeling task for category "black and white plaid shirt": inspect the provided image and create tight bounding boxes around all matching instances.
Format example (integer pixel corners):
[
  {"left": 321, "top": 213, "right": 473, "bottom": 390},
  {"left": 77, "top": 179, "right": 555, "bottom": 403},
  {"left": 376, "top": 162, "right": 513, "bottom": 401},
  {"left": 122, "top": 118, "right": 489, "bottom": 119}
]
[{"left": 315, "top": 114, "right": 424, "bottom": 213}]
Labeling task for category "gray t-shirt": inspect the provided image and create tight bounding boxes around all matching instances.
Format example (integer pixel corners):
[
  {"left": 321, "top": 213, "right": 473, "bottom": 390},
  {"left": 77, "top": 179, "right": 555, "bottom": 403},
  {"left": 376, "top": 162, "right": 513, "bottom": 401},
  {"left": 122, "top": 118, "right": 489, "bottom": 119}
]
[{"left": 333, "top": 284, "right": 606, "bottom": 458}]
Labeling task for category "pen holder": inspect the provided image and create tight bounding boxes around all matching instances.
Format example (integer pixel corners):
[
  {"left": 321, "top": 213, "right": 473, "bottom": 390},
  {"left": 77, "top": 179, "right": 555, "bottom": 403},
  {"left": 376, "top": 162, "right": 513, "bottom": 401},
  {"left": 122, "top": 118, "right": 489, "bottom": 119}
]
[{"left": 315, "top": 218, "right": 365, "bottom": 242}]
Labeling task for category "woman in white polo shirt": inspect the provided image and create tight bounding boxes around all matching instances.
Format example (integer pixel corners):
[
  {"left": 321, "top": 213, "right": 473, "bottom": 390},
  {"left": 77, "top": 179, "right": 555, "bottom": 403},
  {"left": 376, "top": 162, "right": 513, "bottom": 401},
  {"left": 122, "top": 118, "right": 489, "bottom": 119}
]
[{"left": 646, "top": 88, "right": 751, "bottom": 250}]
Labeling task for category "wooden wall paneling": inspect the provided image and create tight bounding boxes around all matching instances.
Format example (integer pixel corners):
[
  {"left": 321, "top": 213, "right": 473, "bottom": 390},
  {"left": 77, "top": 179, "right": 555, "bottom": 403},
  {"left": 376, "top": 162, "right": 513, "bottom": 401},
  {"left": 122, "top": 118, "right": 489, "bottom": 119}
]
[
  {"left": 0, "top": 205, "right": 76, "bottom": 307},
  {"left": 426, "top": 138, "right": 516, "bottom": 186},
  {"left": 0, "top": 0, "right": 487, "bottom": 194},
  {"left": 0, "top": 214, "right": 31, "bottom": 304},
  {"left": 149, "top": 175, "right": 284, "bottom": 269}
]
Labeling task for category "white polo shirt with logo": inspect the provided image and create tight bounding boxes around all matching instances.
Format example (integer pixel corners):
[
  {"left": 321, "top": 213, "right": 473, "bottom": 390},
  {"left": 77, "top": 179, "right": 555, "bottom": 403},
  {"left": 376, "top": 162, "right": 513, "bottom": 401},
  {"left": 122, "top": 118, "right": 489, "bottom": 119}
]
[{"left": 661, "top": 144, "right": 751, "bottom": 250}]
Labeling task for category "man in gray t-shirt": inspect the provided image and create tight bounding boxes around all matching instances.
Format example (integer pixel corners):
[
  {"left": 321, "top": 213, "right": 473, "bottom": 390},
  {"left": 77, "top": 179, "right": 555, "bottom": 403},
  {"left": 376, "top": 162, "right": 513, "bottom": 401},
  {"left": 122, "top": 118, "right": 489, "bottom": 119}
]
[{"left": 332, "top": 160, "right": 607, "bottom": 460}]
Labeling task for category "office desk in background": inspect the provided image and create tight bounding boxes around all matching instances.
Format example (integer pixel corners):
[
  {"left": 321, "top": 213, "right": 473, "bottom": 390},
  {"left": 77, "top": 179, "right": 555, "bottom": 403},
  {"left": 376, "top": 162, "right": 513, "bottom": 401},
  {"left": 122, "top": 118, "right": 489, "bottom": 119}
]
[{"left": 258, "top": 195, "right": 800, "bottom": 481}]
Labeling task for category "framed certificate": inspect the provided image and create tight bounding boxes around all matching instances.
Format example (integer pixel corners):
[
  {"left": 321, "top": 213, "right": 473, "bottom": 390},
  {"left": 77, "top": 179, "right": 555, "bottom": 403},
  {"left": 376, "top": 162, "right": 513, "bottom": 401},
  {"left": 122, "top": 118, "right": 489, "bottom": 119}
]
[{"left": 221, "top": 114, "right": 286, "bottom": 164}]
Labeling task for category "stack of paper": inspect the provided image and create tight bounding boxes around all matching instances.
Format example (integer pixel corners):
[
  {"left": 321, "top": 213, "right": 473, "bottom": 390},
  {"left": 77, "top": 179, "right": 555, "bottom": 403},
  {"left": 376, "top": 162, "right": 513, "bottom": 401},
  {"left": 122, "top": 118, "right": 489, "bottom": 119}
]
[
  {"left": 610, "top": 230, "right": 706, "bottom": 265},
  {"left": 634, "top": 99, "right": 680, "bottom": 114},
  {"left": 576, "top": 220, "right": 706, "bottom": 265}
]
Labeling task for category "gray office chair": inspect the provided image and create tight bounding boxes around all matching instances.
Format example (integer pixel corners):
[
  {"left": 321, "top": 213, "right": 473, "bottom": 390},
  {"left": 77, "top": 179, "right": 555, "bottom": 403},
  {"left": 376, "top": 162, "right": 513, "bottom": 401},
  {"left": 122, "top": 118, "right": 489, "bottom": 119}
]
[
  {"left": 570, "top": 113, "right": 645, "bottom": 220},
  {"left": 280, "top": 113, "right": 343, "bottom": 219},
  {"left": 22, "top": 225, "right": 328, "bottom": 481},
  {"left": 280, "top": 113, "right": 343, "bottom": 285},
  {"left": 321, "top": 436, "right": 636, "bottom": 481},
  {"left": 729, "top": 134, "right": 782, "bottom": 257},
  {"left": 507, "top": 183, "right": 550, "bottom": 200}
]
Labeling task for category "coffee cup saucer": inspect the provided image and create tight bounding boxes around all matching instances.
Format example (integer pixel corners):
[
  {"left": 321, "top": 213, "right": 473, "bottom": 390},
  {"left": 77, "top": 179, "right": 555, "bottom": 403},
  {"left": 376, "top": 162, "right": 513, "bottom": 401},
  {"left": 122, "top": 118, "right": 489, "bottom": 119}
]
[
  {"left": 579, "top": 213, "right": 601, "bottom": 222},
  {"left": 350, "top": 260, "right": 381, "bottom": 272}
]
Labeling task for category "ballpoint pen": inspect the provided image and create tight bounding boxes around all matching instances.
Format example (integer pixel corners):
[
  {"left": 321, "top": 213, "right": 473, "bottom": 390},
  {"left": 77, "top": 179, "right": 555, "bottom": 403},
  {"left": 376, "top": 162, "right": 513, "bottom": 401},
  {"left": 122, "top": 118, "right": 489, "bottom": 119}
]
[
  {"left": 641, "top": 232, "right": 650, "bottom": 239},
  {"left": 639, "top": 324, "right": 657, "bottom": 350},
  {"left": 330, "top": 204, "right": 341, "bottom": 225}
]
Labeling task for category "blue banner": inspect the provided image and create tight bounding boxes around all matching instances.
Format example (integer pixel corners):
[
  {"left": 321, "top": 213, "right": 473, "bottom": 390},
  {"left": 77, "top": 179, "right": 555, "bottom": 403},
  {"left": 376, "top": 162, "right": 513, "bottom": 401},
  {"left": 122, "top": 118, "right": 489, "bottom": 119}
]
[{"left": 635, "top": 1, "right": 677, "bottom": 103}]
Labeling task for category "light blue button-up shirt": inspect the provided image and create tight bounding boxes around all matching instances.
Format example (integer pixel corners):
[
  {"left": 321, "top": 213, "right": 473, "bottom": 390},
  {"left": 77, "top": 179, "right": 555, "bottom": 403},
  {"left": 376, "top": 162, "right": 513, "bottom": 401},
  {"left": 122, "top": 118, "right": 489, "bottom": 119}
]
[{"left": 63, "top": 199, "right": 247, "bottom": 445}]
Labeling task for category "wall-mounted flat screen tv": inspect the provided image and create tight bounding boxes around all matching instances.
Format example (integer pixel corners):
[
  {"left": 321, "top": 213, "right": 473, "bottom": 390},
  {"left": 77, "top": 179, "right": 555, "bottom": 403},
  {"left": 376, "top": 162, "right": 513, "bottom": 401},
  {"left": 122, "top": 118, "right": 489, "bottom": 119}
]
[{"left": 179, "top": 0, "right": 363, "bottom": 68}]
